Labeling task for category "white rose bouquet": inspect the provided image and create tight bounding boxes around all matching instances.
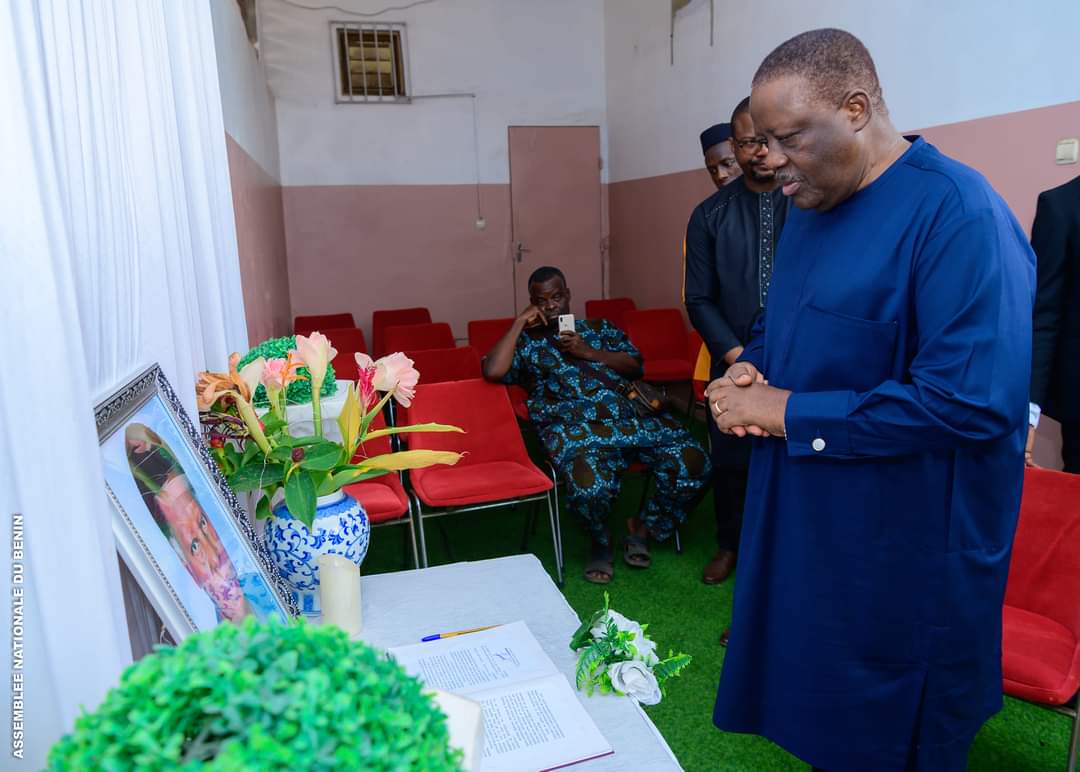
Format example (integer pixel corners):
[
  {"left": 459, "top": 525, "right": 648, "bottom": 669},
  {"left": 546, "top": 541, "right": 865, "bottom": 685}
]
[{"left": 569, "top": 594, "right": 691, "bottom": 705}]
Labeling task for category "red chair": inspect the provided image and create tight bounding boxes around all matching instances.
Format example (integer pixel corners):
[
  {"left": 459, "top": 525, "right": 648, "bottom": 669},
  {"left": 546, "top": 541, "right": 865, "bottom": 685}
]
[
  {"left": 384, "top": 322, "right": 456, "bottom": 354},
  {"left": 294, "top": 313, "right": 355, "bottom": 336},
  {"left": 1002, "top": 467, "right": 1080, "bottom": 771},
  {"left": 323, "top": 327, "right": 368, "bottom": 354},
  {"left": 323, "top": 327, "right": 368, "bottom": 383},
  {"left": 406, "top": 346, "right": 482, "bottom": 384},
  {"left": 467, "top": 317, "right": 514, "bottom": 358},
  {"left": 343, "top": 413, "right": 418, "bottom": 568},
  {"left": 507, "top": 386, "right": 530, "bottom": 422},
  {"left": 402, "top": 379, "right": 562, "bottom": 583},
  {"left": 585, "top": 298, "right": 637, "bottom": 332},
  {"left": 465, "top": 318, "right": 530, "bottom": 419},
  {"left": 623, "top": 309, "right": 693, "bottom": 383},
  {"left": 372, "top": 307, "right": 432, "bottom": 357}
]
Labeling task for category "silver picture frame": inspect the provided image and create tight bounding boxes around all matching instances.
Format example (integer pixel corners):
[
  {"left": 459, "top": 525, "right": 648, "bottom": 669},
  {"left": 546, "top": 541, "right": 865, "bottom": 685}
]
[{"left": 95, "top": 364, "right": 297, "bottom": 642}]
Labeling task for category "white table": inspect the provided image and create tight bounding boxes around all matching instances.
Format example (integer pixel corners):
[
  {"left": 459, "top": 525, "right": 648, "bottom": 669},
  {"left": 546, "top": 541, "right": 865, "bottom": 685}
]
[{"left": 356, "top": 554, "right": 682, "bottom": 771}]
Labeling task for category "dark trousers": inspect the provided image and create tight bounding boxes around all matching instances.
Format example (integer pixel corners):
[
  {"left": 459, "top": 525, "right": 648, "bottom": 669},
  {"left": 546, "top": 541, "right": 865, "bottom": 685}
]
[
  {"left": 708, "top": 414, "right": 751, "bottom": 551},
  {"left": 1063, "top": 421, "right": 1080, "bottom": 474}
]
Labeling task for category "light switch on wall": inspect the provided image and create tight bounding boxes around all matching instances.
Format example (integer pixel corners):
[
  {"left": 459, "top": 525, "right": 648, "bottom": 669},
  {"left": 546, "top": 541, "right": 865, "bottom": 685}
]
[{"left": 1056, "top": 138, "right": 1078, "bottom": 165}]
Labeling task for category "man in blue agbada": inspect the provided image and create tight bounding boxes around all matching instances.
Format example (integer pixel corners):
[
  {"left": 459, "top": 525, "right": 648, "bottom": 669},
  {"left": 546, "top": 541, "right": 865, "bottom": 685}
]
[{"left": 708, "top": 29, "right": 1035, "bottom": 772}]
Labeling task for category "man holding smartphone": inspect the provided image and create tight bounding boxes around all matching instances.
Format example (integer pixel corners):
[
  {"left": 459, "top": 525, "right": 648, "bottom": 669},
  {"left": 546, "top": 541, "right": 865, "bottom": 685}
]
[{"left": 483, "top": 266, "right": 709, "bottom": 584}]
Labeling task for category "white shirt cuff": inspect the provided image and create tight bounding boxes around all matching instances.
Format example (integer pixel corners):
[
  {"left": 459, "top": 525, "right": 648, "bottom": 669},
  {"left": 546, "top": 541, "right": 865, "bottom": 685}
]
[{"left": 1029, "top": 402, "right": 1041, "bottom": 428}]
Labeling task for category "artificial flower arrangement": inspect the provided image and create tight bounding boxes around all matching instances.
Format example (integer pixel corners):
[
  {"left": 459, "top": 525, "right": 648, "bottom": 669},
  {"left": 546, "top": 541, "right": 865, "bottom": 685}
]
[
  {"left": 238, "top": 334, "right": 337, "bottom": 408},
  {"left": 570, "top": 594, "right": 691, "bottom": 706},
  {"left": 197, "top": 332, "right": 461, "bottom": 530}
]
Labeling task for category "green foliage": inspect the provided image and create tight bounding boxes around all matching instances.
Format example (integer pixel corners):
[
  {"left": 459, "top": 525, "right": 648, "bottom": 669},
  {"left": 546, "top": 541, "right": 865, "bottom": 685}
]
[
  {"left": 575, "top": 635, "right": 614, "bottom": 694},
  {"left": 227, "top": 461, "right": 285, "bottom": 493},
  {"left": 239, "top": 336, "right": 337, "bottom": 408},
  {"left": 570, "top": 594, "right": 690, "bottom": 702},
  {"left": 48, "top": 618, "right": 463, "bottom": 771},
  {"left": 653, "top": 653, "right": 693, "bottom": 687},
  {"left": 283, "top": 468, "right": 317, "bottom": 531},
  {"left": 568, "top": 607, "right": 605, "bottom": 652}
]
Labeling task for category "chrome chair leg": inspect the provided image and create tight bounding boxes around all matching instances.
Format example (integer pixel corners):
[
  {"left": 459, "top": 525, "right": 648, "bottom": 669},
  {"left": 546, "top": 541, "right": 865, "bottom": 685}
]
[
  {"left": 409, "top": 492, "right": 430, "bottom": 568},
  {"left": 546, "top": 490, "right": 564, "bottom": 587},
  {"left": 1067, "top": 695, "right": 1078, "bottom": 772}
]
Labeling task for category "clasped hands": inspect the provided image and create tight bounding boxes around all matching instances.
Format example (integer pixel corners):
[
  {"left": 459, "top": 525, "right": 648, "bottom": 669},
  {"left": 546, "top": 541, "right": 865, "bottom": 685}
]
[{"left": 706, "top": 362, "right": 791, "bottom": 438}]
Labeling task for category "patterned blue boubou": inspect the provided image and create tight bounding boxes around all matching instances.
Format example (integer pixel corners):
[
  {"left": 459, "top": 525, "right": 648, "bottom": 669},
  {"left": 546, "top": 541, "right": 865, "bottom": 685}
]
[{"left": 266, "top": 489, "right": 370, "bottom": 615}]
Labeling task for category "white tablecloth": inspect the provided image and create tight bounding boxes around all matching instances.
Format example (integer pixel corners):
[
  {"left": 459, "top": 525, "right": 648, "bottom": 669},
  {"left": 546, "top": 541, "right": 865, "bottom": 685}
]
[{"left": 356, "top": 554, "right": 683, "bottom": 771}]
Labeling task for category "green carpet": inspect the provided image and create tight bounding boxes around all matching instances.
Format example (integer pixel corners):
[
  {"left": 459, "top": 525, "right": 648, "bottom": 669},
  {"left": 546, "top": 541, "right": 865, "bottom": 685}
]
[{"left": 361, "top": 419, "right": 1071, "bottom": 771}]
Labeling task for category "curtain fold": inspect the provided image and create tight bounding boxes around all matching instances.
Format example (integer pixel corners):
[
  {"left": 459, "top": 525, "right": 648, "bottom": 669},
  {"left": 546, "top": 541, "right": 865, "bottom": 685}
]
[{"left": 0, "top": 1, "right": 248, "bottom": 765}]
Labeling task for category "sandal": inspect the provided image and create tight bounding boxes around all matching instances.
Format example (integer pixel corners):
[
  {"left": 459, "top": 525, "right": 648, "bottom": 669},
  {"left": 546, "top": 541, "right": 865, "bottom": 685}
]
[
  {"left": 623, "top": 535, "right": 651, "bottom": 569},
  {"left": 584, "top": 541, "right": 614, "bottom": 584}
]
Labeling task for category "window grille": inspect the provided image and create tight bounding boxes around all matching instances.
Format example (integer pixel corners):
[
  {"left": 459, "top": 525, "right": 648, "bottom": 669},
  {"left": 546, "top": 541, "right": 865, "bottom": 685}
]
[{"left": 332, "top": 23, "right": 409, "bottom": 103}]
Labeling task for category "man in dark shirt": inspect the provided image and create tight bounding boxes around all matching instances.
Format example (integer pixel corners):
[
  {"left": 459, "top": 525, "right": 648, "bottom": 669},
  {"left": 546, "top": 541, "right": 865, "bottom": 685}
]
[{"left": 684, "top": 98, "right": 790, "bottom": 596}]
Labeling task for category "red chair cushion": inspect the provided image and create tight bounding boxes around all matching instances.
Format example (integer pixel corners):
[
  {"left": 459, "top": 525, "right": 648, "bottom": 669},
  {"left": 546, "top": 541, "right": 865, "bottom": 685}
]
[
  {"left": 1002, "top": 604, "right": 1080, "bottom": 705},
  {"left": 585, "top": 298, "right": 637, "bottom": 332},
  {"left": 372, "top": 307, "right": 432, "bottom": 357},
  {"left": 687, "top": 329, "right": 703, "bottom": 363},
  {"left": 334, "top": 357, "right": 359, "bottom": 384},
  {"left": 508, "top": 385, "right": 530, "bottom": 421},
  {"left": 344, "top": 476, "right": 409, "bottom": 524},
  {"left": 407, "top": 346, "right": 482, "bottom": 383},
  {"left": 384, "top": 322, "right": 456, "bottom": 353},
  {"left": 323, "top": 327, "right": 368, "bottom": 355},
  {"left": 624, "top": 309, "right": 691, "bottom": 381},
  {"left": 467, "top": 318, "right": 514, "bottom": 358},
  {"left": 403, "top": 379, "right": 552, "bottom": 506},
  {"left": 295, "top": 313, "right": 355, "bottom": 336},
  {"left": 643, "top": 358, "right": 692, "bottom": 381},
  {"left": 411, "top": 460, "right": 552, "bottom": 508}
]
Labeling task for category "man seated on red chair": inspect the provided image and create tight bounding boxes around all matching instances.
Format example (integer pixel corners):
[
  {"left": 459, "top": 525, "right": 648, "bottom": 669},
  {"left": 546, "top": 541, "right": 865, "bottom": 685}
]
[{"left": 483, "top": 266, "right": 710, "bottom": 584}]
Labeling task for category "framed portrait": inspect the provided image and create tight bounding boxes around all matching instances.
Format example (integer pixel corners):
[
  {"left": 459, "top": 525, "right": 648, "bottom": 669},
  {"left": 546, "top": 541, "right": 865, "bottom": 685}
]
[{"left": 95, "top": 364, "right": 297, "bottom": 641}]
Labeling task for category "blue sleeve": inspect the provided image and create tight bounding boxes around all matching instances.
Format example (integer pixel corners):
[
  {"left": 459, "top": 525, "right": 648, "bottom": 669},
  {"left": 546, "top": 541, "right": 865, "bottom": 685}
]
[
  {"left": 501, "top": 336, "right": 527, "bottom": 385},
  {"left": 784, "top": 208, "right": 1034, "bottom": 458},
  {"left": 599, "top": 320, "right": 642, "bottom": 361}
]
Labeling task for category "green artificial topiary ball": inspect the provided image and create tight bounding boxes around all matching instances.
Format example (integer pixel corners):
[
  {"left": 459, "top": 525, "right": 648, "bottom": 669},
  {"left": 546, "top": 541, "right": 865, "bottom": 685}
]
[
  {"left": 47, "top": 618, "right": 462, "bottom": 771},
  {"left": 238, "top": 336, "right": 337, "bottom": 408}
]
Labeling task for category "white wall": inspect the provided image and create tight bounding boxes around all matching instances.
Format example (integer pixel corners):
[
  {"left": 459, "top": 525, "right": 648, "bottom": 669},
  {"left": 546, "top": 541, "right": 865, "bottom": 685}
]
[
  {"left": 258, "top": 0, "right": 608, "bottom": 186},
  {"left": 210, "top": 0, "right": 281, "bottom": 179},
  {"left": 605, "top": 0, "right": 1080, "bottom": 183}
]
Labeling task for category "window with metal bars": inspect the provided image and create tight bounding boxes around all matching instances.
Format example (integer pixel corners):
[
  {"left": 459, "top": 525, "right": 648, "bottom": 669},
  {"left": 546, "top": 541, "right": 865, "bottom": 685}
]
[{"left": 333, "top": 23, "right": 408, "bottom": 103}]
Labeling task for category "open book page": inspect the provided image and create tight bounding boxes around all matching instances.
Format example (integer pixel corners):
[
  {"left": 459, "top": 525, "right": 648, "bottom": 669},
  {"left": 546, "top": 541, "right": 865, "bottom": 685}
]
[
  {"left": 388, "top": 620, "right": 558, "bottom": 697},
  {"left": 475, "top": 675, "right": 612, "bottom": 772},
  {"left": 389, "top": 621, "right": 612, "bottom": 772}
]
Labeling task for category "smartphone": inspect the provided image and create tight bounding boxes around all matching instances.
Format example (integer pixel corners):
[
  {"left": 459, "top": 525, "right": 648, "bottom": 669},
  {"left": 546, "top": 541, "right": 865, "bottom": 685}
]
[{"left": 558, "top": 314, "right": 575, "bottom": 334}]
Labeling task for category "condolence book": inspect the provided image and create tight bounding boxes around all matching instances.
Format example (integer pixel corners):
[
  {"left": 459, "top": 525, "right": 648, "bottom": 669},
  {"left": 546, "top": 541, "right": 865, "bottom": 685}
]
[{"left": 389, "top": 621, "right": 613, "bottom": 771}]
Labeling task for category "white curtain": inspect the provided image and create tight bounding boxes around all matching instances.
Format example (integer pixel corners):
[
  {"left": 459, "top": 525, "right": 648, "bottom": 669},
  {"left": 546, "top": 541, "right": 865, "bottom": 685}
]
[{"left": 0, "top": 0, "right": 247, "bottom": 765}]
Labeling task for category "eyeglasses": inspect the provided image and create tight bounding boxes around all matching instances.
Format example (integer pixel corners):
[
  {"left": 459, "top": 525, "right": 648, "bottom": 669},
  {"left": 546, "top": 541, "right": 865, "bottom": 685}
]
[{"left": 734, "top": 137, "right": 768, "bottom": 150}]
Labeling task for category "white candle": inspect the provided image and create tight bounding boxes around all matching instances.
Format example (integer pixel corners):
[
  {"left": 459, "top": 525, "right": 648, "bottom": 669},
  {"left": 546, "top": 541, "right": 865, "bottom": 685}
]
[{"left": 318, "top": 554, "right": 362, "bottom": 637}]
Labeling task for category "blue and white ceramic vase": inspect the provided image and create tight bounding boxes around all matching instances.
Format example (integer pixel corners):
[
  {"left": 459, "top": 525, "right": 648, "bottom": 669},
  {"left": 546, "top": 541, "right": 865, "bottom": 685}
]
[{"left": 266, "top": 489, "right": 370, "bottom": 616}]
